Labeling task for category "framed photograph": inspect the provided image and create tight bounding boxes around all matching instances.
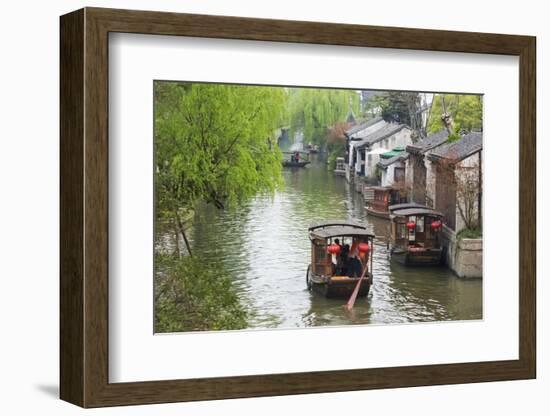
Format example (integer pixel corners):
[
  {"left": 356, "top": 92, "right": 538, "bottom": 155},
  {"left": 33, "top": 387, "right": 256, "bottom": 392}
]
[{"left": 60, "top": 7, "right": 536, "bottom": 408}]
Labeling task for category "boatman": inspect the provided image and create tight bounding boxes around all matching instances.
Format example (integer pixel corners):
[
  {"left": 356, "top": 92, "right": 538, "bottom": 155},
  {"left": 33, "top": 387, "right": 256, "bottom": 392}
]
[{"left": 348, "top": 241, "right": 363, "bottom": 277}]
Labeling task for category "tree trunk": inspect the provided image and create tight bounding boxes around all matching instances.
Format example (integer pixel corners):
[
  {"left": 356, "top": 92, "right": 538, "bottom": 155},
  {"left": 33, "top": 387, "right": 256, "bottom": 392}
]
[
  {"left": 440, "top": 96, "right": 455, "bottom": 136},
  {"left": 175, "top": 211, "right": 193, "bottom": 257},
  {"left": 173, "top": 223, "right": 180, "bottom": 256}
]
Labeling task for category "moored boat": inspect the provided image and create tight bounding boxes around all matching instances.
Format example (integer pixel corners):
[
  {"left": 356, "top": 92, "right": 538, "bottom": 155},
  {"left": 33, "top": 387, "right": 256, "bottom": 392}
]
[
  {"left": 388, "top": 206, "right": 444, "bottom": 266},
  {"left": 306, "top": 220, "right": 375, "bottom": 298},
  {"left": 333, "top": 157, "right": 346, "bottom": 176},
  {"left": 364, "top": 186, "right": 407, "bottom": 219}
]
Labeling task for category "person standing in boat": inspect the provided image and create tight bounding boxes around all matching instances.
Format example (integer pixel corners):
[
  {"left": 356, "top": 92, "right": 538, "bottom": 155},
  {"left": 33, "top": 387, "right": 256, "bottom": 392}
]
[
  {"left": 340, "top": 243, "right": 350, "bottom": 275},
  {"left": 294, "top": 151, "right": 301, "bottom": 163},
  {"left": 331, "top": 238, "right": 342, "bottom": 265},
  {"left": 348, "top": 240, "right": 363, "bottom": 277},
  {"left": 331, "top": 238, "right": 345, "bottom": 275}
]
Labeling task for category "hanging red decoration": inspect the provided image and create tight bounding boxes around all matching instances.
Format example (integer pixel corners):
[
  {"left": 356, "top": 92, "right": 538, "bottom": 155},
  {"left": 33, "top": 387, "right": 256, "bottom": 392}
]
[
  {"left": 327, "top": 244, "right": 341, "bottom": 255},
  {"left": 406, "top": 221, "right": 416, "bottom": 230},
  {"left": 431, "top": 220, "right": 442, "bottom": 230},
  {"left": 358, "top": 242, "right": 370, "bottom": 253}
]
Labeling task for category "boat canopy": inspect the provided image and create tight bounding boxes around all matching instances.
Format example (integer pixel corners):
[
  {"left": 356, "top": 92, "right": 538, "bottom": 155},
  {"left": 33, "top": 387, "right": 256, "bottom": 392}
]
[
  {"left": 391, "top": 207, "right": 443, "bottom": 217},
  {"left": 388, "top": 202, "right": 429, "bottom": 212},
  {"left": 309, "top": 221, "right": 375, "bottom": 240},
  {"left": 367, "top": 186, "right": 393, "bottom": 192},
  {"left": 309, "top": 219, "right": 365, "bottom": 231}
]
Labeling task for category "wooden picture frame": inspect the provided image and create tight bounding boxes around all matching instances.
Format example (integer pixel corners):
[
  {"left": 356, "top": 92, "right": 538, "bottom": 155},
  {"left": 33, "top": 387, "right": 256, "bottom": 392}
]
[{"left": 60, "top": 7, "right": 536, "bottom": 408}]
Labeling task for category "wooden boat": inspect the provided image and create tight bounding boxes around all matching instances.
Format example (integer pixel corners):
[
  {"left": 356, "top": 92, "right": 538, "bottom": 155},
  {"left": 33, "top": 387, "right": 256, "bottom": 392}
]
[
  {"left": 333, "top": 157, "right": 346, "bottom": 176},
  {"left": 282, "top": 151, "right": 310, "bottom": 168},
  {"left": 389, "top": 206, "right": 444, "bottom": 266},
  {"left": 364, "top": 186, "right": 407, "bottom": 219},
  {"left": 306, "top": 220, "right": 375, "bottom": 298},
  {"left": 282, "top": 160, "right": 311, "bottom": 168}
]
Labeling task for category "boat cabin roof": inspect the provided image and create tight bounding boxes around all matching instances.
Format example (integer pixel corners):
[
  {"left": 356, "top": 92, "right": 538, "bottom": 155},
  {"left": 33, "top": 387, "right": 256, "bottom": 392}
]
[
  {"left": 310, "top": 226, "right": 375, "bottom": 240},
  {"left": 309, "top": 219, "right": 364, "bottom": 231},
  {"left": 369, "top": 186, "right": 393, "bottom": 192},
  {"left": 391, "top": 207, "right": 443, "bottom": 218},
  {"left": 308, "top": 220, "right": 375, "bottom": 240},
  {"left": 388, "top": 202, "right": 429, "bottom": 212}
]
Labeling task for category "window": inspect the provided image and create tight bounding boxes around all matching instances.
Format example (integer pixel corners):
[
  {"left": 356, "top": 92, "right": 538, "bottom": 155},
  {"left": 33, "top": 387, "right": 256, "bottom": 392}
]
[
  {"left": 394, "top": 167, "right": 405, "bottom": 182},
  {"left": 416, "top": 216, "right": 424, "bottom": 232},
  {"left": 314, "top": 241, "right": 327, "bottom": 261},
  {"left": 408, "top": 215, "right": 416, "bottom": 241},
  {"left": 396, "top": 223, "right": 407, "bottom": 239},
  {"left": 425, "top": 217, "right": 433, "bottom": 239}
]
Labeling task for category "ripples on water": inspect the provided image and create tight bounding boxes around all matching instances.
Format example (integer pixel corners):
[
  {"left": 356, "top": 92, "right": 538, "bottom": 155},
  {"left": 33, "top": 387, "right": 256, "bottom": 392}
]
[{"left": 184, "top": 156, "right": 482, "bottom": 329}]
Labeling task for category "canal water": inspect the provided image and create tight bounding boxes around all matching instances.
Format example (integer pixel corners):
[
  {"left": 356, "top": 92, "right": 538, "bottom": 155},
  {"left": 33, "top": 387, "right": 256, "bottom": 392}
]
[{"left": 188, "top": 156, "right": 482, "bottom": 329}]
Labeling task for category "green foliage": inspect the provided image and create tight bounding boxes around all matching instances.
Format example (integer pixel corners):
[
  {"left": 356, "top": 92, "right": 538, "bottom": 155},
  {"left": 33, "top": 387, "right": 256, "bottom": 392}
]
[
  {"left": 447, "top": 132, "right": 461, "bottom": 143},
  {"left": 327, "top": 143, "right": 346, "bottom": 170},
  {"left": 155, "top": 81, "right": 286, "bottom": 216},
  {"left": 287, "top": 88, "right": 359, "bottom": 146},
  {"left": 378, "top": 92, "right": 421, "bottom": 126},
  {"left": 155, "top": 254, "right": 249, "bottom": 332},
  {"left": 362, "top": 93, "right": 385, "bottom": 118},
  {"left": 456, "top": 227, "right": 483, "bottom": 240},
  {"left": 154, "top": 82, "right": 284, "bottom": 331},
  {"left": 428, "top": 94, "right": 483, "bottom": 135}
]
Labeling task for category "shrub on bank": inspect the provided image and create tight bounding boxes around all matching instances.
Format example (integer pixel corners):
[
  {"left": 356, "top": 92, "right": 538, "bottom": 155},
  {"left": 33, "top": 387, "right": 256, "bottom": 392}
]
[
  {"left": 155, "top": 254, "right": 249, "bottom": 332},
  {"left": 456, "top": 227, "right": 482, "bottom": 240}
]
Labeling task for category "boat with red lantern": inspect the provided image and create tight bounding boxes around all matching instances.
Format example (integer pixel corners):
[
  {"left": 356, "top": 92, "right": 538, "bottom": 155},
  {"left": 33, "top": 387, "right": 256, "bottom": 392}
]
[
  {"left": 306, "top": 220, "right": 375, "bottom": 298},
  {"left": 388, "top": 206, "right": 445, "bottom": 266}
]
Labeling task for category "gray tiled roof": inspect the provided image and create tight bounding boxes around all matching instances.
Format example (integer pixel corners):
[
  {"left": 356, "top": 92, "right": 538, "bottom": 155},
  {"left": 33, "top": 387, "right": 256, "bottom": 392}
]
[
  {"left": 406, "top": 129, "right": 449, "bottom": 154},
  {"left": 355, "top": 123, "right": 407, "bottom": 149},
  {"left": 377, "top": 151, "right": 408, "bottom": 168},
  {"left": 345, "top": 116, "right": 384, "bottom": 138},
  {"left": 428, "top": 131, "right": 482, "bottom": 162}
]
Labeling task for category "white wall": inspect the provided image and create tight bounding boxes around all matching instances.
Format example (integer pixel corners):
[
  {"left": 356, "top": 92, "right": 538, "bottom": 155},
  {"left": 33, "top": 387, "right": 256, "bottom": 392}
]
[
  {"left": 351, "top": 119, "right": 387, "bottom": 171},
  {"left": 381, "top": 161, "right": 406, "bottom": 187},
  {"left": 426, "top": 157, "right": 437, "bottom": 207},
  {"left": 364, "top": 127, "right": 412, "bottom": 178},
  {"left": 0, "top": 1, "right": 547, "bottom": 415}
]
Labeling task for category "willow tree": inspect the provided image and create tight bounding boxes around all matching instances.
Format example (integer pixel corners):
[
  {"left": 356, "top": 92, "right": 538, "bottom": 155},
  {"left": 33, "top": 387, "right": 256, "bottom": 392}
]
[
  {"left": 288, "top": 88, "right": 360, "bottom": 147},
  {"left": 155, "top": 81, "right": 286, "bottom": 255}
]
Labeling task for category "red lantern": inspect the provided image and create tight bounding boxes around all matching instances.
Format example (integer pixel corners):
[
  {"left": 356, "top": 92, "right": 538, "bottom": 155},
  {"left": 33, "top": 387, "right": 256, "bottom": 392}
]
[
  {"left": 327, "top": 244, "right": 341, "bottom": 255},
  {"left": 406, "top": 221, "right": 416, "bottom": 230},
  {"left": 358, "top": 242, "right": 370, "bottom": 253},
  {"left": 431, "top": 220, "right": 442, "bottom": 230}
]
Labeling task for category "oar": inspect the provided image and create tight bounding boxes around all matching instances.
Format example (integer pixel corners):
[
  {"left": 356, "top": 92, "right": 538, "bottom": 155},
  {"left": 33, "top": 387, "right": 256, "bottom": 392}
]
[{"left": 345, "top": 263, "right": 369, "bottom": 312}]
